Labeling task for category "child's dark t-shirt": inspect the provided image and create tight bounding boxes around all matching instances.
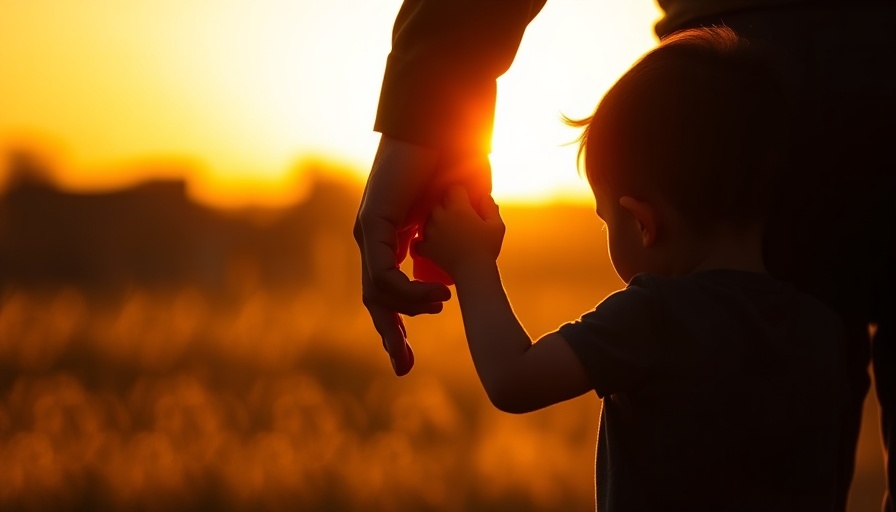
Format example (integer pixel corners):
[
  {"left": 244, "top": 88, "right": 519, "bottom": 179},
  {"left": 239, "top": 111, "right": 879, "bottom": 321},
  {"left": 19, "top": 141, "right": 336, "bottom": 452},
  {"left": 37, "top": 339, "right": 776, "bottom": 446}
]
[{"left": 558, "top": 269, "right": 846, "bottom": 512}]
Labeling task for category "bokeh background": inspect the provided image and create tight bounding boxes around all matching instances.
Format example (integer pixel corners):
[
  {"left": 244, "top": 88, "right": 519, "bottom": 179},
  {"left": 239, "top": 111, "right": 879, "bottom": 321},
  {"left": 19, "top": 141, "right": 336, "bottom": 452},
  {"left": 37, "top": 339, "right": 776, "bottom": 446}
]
[{"left": 0, "top": 1, "right": 887, "bottom": 511}]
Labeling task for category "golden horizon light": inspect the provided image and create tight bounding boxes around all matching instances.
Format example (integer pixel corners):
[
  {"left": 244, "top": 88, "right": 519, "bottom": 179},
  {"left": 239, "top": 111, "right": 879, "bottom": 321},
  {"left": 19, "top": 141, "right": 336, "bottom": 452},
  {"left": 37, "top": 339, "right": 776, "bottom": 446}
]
[{"left": 0, "top": 0, "right": 661, "bottom": 208}]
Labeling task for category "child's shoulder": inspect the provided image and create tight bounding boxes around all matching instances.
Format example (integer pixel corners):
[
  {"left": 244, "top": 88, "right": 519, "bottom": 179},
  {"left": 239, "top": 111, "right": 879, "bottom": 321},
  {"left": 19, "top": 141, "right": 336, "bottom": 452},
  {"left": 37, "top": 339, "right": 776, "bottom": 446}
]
[
  {"left": 624, "top": 269, "right": 808, "bottom": 313},
  {"left": 628, "top": 269, "right": 783, "bottom": 293},
  {"left": 627, "top": 269, "right": 844, "bottom": 334}
]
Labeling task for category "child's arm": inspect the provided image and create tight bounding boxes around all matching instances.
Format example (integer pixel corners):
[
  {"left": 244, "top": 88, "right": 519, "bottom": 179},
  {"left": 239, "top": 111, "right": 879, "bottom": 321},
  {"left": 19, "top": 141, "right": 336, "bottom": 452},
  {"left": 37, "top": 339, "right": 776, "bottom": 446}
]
[{"left": 416, "top": 188, "right": 591, "bottom": 413}]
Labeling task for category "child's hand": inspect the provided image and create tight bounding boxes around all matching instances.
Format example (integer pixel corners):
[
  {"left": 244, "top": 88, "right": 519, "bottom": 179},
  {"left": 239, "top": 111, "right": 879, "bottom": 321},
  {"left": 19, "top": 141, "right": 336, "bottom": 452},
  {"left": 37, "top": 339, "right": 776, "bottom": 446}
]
[{"left": 415, "top": 186, "right": 505, "bottom": 280}]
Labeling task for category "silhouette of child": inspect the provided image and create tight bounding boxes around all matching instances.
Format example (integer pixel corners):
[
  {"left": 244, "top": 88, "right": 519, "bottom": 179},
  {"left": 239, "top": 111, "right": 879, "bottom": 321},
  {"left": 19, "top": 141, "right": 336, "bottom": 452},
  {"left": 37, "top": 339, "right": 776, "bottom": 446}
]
[{"left": 415, "top": 26, "right": 847, "bottom": 511}]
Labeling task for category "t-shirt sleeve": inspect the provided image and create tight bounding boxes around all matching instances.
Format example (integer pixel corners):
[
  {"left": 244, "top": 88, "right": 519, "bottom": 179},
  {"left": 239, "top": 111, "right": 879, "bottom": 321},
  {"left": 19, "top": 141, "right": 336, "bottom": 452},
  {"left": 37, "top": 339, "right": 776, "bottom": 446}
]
[
  {"left": 374, "top": 0, "right": 547, "bottom": 152},
  {"left": 558, "top": 275, "right": 664, "bottom": 398}
]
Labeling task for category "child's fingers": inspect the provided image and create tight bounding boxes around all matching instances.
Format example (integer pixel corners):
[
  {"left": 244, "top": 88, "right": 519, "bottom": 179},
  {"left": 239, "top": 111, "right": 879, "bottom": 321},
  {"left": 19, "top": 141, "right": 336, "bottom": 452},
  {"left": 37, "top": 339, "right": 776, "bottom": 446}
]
[
  {"left": 478, "top": 195, "right": 501, "bottom": 222},
  {"left": 444, "top": 186, "right": 473, "bottom": 210}
]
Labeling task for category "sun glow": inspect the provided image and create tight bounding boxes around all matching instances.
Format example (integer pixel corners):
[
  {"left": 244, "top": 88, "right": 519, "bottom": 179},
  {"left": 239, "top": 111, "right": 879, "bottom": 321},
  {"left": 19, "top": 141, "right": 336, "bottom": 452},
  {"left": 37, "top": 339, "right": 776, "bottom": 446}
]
[
  {"left": 0, "top": 0, "right": 660, "bottom": 207},
  {"left": 488, "top": 1, "right": 662, "bottom": 205}
]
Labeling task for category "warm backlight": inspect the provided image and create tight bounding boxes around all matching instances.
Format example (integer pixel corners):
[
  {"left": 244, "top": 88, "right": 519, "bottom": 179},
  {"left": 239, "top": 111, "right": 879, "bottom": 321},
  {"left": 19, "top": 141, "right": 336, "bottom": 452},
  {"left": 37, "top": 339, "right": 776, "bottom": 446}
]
[
  {"left": 0, "top": 0, "right": 661, "bottom": 207},
  {"left": 0, "top": 3, "right": 889, "bottom": 509}
]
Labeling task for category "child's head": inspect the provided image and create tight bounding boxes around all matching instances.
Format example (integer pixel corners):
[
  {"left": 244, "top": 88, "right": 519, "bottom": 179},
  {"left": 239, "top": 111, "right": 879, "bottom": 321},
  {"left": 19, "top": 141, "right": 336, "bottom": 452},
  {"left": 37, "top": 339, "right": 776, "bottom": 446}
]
[
  {"left": 570, "top": 28, "right": 789, "bottom": 281},
  {"left": 571, "top": 26, "right": 790, "bottom": 279}
]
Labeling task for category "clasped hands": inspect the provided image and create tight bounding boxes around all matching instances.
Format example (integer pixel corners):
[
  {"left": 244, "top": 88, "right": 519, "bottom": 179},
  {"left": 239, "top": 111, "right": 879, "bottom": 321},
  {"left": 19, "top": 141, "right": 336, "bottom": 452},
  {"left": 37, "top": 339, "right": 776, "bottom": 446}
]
[
  {"left": 415, "top": 187, "right": 504, "bottom": 281},
  {"left": 353, "top": 135, "right": 498, "bottom": 376}
]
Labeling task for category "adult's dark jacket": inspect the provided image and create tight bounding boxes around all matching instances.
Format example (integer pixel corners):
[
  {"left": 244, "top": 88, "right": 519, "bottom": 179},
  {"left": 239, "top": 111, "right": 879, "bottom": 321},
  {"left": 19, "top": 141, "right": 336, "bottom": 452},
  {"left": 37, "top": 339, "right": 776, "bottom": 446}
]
[{"left": 373, "top": 0, "right": 865, "bottom": 153}]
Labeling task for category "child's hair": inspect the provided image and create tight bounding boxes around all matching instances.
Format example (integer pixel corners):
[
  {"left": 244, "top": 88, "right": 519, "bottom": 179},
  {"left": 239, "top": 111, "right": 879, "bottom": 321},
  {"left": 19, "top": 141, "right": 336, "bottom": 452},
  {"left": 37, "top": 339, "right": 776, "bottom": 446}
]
[{"left": 569, "top": 25, "right": 791, "bottom": 234}]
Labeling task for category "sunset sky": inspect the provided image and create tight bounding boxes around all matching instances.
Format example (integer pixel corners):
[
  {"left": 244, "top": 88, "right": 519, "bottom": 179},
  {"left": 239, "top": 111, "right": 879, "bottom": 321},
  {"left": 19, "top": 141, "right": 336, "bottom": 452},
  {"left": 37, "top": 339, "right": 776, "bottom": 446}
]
[{"left": 0, "top": 0, "right": 661, "bottom": 207}]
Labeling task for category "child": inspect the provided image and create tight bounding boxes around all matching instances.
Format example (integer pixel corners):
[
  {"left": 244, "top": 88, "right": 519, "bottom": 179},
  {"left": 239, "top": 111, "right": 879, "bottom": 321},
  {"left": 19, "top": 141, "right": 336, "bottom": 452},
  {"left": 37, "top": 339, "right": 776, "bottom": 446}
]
[{"left": 415, "top": 26, "right": 847, "bottom": 511}]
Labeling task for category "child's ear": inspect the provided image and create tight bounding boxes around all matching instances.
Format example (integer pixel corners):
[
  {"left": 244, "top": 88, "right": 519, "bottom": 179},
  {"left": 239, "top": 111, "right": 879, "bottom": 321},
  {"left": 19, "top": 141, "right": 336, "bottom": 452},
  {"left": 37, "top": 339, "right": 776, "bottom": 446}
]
[{"left": 619, "top": 196, "right": 657, "bottom": 247}]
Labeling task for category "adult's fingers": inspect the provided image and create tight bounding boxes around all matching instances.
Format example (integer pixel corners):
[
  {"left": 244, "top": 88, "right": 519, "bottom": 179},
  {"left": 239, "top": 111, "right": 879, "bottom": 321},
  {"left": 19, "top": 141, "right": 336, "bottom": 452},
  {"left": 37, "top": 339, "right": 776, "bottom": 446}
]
[
  {"left": 368, "top": 270, "right": 447, "bottom": 316},
  {"left": 359, "top": 218, "right": 451, "bottom": 313},
  {"left": 365, "top": 287, "right": 415, "bottom": 376},
  {"left": 359, "top": 254, "right": 425, "bottom": 376},
  {"left": 357, "top": 218, "right": 448, "bottom": 315},
  {"left": 358, "top": 136, "right": 448, "bottom": 305}
]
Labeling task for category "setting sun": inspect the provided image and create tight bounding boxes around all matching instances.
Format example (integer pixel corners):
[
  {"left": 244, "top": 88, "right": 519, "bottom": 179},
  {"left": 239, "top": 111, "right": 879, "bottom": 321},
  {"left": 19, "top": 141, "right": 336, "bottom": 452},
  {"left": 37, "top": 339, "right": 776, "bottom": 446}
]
[{"left": 0, "top": 0, "right": 660, "bottom": 207}]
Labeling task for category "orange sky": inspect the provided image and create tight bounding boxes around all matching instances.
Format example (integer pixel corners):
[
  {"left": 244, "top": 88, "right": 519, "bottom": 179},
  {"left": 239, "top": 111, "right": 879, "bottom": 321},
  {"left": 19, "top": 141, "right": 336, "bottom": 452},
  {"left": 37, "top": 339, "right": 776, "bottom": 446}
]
[{"left": 0, "top": 1, "right": 661, "bottom": 207}]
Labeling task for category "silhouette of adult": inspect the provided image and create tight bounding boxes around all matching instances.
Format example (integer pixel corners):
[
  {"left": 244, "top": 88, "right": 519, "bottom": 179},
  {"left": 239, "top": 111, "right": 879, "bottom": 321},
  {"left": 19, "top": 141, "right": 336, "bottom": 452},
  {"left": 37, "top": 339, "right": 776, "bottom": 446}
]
[{"left": 353, "top": 1, "right": 895, "bottom": 510}]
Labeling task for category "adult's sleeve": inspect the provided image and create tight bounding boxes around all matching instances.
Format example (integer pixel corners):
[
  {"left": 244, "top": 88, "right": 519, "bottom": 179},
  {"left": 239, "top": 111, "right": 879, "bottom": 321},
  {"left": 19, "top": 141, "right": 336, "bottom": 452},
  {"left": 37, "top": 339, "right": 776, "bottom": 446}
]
[
  {"left": 558, "top": 276, "right": 665, "bottom": 398},
  {"left": 374, "top": 0, "right": 548, "bottom": 153}
]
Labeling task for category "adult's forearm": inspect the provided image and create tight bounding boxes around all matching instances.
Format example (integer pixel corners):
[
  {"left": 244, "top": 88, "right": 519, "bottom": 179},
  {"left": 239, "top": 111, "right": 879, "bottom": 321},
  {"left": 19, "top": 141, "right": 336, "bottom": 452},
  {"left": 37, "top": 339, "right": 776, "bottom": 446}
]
[
  {"left": 375, "top": 59, "right": 497, "bottom": 153},
  {"left": 375, "top": 0, "right": 547, "bottom": 152},
  {"left": 453, "top": 263, "right": 533, "bottom": 405}
]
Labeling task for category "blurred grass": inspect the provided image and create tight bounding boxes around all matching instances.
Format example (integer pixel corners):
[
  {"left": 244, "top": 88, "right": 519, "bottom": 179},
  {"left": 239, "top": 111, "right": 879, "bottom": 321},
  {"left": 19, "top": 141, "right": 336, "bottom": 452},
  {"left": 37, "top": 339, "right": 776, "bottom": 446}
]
[{"left": 0, "top": 173, "right": 887, "bottom": 511}]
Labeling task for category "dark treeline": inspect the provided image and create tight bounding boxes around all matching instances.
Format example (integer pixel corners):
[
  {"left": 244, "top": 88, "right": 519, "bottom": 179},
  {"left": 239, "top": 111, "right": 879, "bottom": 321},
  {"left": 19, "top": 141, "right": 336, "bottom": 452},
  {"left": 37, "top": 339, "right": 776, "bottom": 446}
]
[{"left": 0, "top": 152, "right": 359, "bottom": 297}]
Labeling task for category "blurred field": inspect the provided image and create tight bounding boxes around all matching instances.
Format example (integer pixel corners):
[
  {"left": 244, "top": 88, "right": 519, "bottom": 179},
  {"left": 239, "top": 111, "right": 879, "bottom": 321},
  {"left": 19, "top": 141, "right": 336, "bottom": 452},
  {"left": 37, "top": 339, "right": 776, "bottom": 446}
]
[{"left": 0, "top": 159, "right": 887, "bottom": 511}]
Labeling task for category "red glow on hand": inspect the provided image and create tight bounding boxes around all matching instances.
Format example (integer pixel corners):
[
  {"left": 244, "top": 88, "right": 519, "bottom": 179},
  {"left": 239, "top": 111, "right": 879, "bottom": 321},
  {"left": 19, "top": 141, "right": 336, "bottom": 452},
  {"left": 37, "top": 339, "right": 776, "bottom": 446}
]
[{"left": 409, "top": 234, "right": 454, "bottom": 285}]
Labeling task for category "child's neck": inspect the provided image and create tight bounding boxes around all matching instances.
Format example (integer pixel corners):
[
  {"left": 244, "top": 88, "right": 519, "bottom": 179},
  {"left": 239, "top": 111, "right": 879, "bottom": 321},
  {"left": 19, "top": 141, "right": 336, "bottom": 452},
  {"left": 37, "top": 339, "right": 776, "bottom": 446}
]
[{"left": 669, "top": 226, "right": 766, "bottom": 276}]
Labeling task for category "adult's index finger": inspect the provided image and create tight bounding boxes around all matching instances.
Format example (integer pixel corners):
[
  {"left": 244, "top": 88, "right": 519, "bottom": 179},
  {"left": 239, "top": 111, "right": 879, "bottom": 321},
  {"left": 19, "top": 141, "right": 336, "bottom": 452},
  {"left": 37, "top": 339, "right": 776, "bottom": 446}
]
[
  {"left": 370, "top": 303, "right": 415, "bottom": 376},
  {"left": 362, "top": 214, "right": 450, "bottom": 305}
]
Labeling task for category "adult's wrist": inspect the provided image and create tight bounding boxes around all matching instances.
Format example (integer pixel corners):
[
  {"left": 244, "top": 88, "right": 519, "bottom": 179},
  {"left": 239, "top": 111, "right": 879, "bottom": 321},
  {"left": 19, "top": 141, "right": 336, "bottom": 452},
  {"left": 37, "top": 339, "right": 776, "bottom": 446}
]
[{"left": 375, "top": 55, "right": 496, "bottom": 154}]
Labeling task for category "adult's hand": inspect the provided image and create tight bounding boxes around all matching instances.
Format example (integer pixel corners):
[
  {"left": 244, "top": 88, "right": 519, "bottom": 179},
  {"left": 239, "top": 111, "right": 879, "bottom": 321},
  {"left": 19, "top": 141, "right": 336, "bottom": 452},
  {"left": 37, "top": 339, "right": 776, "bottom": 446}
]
[{"left": 354, "top": 135, "right": 491, "bottom": 376}]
